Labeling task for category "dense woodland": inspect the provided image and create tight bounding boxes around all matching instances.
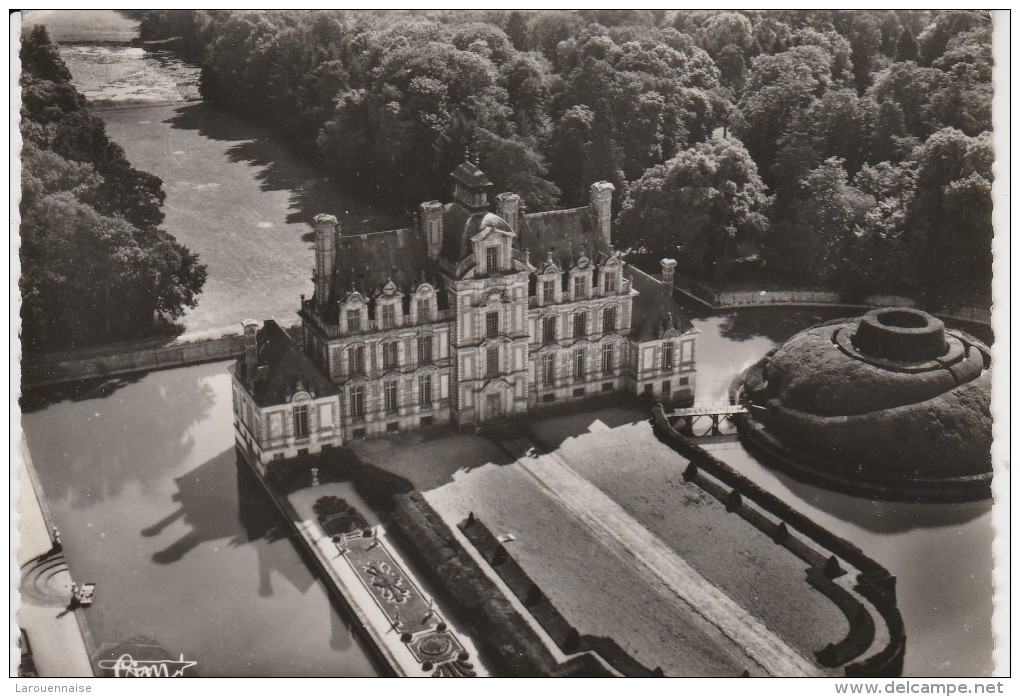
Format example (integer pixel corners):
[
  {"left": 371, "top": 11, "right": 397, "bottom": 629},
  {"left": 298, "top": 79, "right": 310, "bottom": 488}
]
[
  {"left": 19, "top": 26, "right": 206, "bottom": 354},
  {"left": 137, "top": 10, "right": 993, "bottom": 309}
]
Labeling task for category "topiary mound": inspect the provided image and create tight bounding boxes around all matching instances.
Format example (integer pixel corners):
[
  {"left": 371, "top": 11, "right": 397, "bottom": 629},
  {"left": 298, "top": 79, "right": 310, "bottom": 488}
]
[{"left": 740, "top": 309, "right": 992, "bottom": 501}]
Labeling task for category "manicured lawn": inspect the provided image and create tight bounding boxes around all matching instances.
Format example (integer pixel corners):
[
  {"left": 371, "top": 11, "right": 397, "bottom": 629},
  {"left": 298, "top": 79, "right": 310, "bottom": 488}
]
[
  {"left": 98, "top": 103, "right": 403, "bottom": 337},
  {"left": 552, "top": 420, "right": 849, "bottom": 659},
  {"left": 425, "top": 459, "right": 757, "bottom": 676}
]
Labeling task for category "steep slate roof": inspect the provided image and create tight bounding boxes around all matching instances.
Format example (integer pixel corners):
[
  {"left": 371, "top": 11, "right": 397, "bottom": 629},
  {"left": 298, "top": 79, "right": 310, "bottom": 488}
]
[
  {"left": 451, "top": 161, "right": 492, "bottom": 188},
  {"left": 245, "top": 320, "right": 340, "bottom": 408},
  {"left": 517, "top": 207, "right": 608, "bottom": 270},
  {"left": 439, "top": 204, "right": 517, "bottom": 265},
  {"left": 626, "top": 264, "right": 695, "bottom": 342},
  {"left": 326, "top": 227, "right": 446, "bottom": 320}
]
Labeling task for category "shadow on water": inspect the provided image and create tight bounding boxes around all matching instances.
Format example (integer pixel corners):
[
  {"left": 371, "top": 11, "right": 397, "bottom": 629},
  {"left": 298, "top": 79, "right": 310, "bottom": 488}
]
[
  {"left": 163, "top": 103, "right": 404, "bottom": 233},
  {"left": 20, "top": 374, "right": 147, "bottom": 413},
  {"left": 21, "top": 363, "right": 218, "bottom": 508},
  {"left": 716, "top": 307, "right": 851, "bottom": 343}
]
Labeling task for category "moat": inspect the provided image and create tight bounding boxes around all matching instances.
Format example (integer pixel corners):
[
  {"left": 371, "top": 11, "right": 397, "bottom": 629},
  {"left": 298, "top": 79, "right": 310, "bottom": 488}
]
[
  {"left": 18, "top": 11, "right": 996, "bottom": 677},
  {"left": 21, "top": 310, "right": 995, "bottom": 676}
]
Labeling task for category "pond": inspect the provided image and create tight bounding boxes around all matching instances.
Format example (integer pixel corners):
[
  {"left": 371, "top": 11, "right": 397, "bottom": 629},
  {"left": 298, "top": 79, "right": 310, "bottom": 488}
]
[{"left": 21, "top": 362, "right": 381, "bottom": 676}]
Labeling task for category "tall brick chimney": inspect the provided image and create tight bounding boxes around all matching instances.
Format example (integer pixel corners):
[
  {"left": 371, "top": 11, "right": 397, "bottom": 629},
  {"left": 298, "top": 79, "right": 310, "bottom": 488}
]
[
  {"left": 313, "top": 214, "right": 338, "bottom": 311},
  {"left": 242, "top": 319, "right": 259, "bottom": 390},
  {"left": 495, "top": 192, "right": 521, "bottom": 231},
  {"left": 420, "top": 201, "right": 445, "bottom": 261},
  {"left": 660, "top": 258, "right": 677, "bottom": 298},
  {"left": 590, "top": 181, "right": 615, "bottom": 250}
]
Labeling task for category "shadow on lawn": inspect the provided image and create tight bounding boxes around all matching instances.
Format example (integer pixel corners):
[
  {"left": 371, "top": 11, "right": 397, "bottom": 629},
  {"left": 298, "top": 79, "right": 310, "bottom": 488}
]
[{"left": 164, "top": 103, "right": 404, "bottom": 234}]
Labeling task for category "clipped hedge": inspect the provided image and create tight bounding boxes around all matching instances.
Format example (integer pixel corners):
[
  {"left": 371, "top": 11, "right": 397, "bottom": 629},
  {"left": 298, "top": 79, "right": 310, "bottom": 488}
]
[{"left": 388, "top": 491, "right": 612, "bottom": 677}]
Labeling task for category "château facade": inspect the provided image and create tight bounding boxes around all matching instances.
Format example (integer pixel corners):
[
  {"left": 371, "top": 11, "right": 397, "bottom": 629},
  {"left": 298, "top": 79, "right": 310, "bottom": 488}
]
[{"left": 233, "top": 162, "right": 698, "bottom": 465}]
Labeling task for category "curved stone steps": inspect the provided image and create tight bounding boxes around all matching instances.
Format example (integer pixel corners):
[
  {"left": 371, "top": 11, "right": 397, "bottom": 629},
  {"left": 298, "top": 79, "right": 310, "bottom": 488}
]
[{"left": 20, "top": 552, "right": 73, "bottom": 607}]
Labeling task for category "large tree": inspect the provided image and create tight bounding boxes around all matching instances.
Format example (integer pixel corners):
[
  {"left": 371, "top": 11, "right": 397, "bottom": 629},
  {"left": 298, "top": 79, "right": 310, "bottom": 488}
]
[{"left": 616, "top": 137, "right": 771, "bottom": 278}]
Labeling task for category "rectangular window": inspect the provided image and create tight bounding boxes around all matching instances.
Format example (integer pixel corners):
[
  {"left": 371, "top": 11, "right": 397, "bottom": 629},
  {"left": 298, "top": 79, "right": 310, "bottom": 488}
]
[
  {"left": 381, "top": 303, "right": 395, "bottom": 328},
  {"left": 662, "top": 380, "right": 671, "bottom": 395},
  {"left": 542, "top": 353, "right": 555, "bottom": 386},
  {"left": 573, "top": 348, "right": 585, "bottom": 381},
  {"left": 573, "top": 312, "right": 587, "bottom": 338},
  {"left": 486, "top": 311, "right": 500, "bottom": 338},
  {"left": 293, "top": 405, "right": 309, "bottom": 437},
  {"left": 573, "top": 275, "right": 586, "bottom": 299},
  {"left": 486, "top": 246, "right": 499, "bottom": 273},
  {"left": 350, "top": 387, "right": 365, "bottom": 418},
  {"left": 681, "top": 341, "right": 693, "bottom": 364},
  {"left": 417, "top": 335, "right": 434, "bottom": 365},
  {"left": 542, "top": 316, "right": 557, "bottom": 344},
  {"left": 644, "top": 383, "right": 653, "bottom": 394},
  {"left": 346, "top": 310, "right": 361, "bottom": 333},
  {"left": 679, "top": 376, "right": 690, "bottom": 386},
  {"left": 602, "top": 306, "right": 617, "bottom": 333},
  {"left": 418, "top": 375, "right": 432, "bottom": 405},
  {"left": 486, "top": 346, "right": 500, "bottom": 377},
  {"left": 382, "top": 341, "right": 398, "bottom": 370},
  {"left": 543, "top": 279, "right": 556, "bottom": 304},
  {"left": 349, "top": 346, "right": 365, "bottom": 374},
  {"left": 384, "top": 381, "right": 398, "bottom": 412},
  {"left": 269, "top": 412, "right": 283, "bottom": 438},
  {"left": 604, "top": 271, "right": 617, "bottom": 293},
  {"left": 601, "top": 343, "right": 614, "bottom": 375},
  {"left": 417, "top": 298, "right": 431, "bottom": 322},
  {"left": 662, "top": 342, "right": 675, "bottom": 371}
]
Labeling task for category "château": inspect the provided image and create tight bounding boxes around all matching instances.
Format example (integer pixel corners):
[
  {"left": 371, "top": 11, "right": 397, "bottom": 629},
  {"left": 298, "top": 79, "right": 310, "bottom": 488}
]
[{"left": 232, "top": 162, "right": 698, "bottom": 465}]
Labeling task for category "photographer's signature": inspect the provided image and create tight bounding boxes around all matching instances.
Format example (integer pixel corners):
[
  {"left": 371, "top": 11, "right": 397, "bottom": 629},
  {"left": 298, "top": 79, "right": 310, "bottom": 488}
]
[{"left": 97, "top": 653, "right": 198, "bottom": 677}]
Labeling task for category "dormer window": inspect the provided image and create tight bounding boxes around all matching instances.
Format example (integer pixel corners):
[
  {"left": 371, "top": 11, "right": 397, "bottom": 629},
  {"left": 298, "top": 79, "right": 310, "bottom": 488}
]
[
  {"left": 543, "top": 279, "right": 556, "bottom": 304},
  {"left": 574, "top": 275, "right": 587, "bottom": 299},
  {"left": 417, "top": 298, "right": 431, "bottom": 322},
  {"left": 604, "top": 271, "right": 618, "bottom": 293},
  {"left": 662, "top": 342, "right": 675, "bottom": 370},
  {"left": 381, "top": 303, "right": 395, "bottom": 328},
  {"left": 486, "top": 246, "right": 499, "bottom": 274},
  {"left": 346, "top": 309, "right": 361, "bottom": 333}
]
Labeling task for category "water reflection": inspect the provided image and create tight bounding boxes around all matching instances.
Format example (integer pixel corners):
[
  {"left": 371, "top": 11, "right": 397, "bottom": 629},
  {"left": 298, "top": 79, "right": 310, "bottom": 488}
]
[
  {"left": 21, "top": 362, "right": 380, "bottom": 676},
  {"left": 21, "top": 363, "right": 216, "bottom": 508}
]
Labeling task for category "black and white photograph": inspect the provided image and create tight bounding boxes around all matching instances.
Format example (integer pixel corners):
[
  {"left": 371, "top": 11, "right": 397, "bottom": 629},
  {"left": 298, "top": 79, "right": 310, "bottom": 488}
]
[{"left": 11, "top": 8, "right": 1007, "bottom": 685}]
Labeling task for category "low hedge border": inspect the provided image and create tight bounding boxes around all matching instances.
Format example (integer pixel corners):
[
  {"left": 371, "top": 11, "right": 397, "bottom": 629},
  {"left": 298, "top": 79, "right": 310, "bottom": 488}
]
[
  {"left": 267, "top": 447, "right": 612, "bottom": 676},
  {"left": 651, "top": 406, "right": 906, "bottom": 677}
]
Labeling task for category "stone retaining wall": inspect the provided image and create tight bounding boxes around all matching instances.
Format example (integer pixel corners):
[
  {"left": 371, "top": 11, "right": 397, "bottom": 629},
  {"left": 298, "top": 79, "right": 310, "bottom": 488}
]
[
  {"left": 21, "top": 322, "right": 301, "bottom": 388},
  {"left": 650, "top": 406, "right": 906, "bottom": 677}
]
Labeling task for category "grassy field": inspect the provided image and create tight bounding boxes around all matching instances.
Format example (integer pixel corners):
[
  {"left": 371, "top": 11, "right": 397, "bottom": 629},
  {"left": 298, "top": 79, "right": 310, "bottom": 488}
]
[
  {"left": 551, "top": 420, "right": 849, "bottom": 659},
  {"left": 98, "top": 103, "right": 403, "bottom": 336}
]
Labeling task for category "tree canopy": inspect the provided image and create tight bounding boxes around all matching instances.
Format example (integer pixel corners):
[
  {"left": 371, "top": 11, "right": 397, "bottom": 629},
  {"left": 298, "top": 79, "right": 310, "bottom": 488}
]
[
  {"left": 20, "top": 26, "right": 206, "bottom": 354},
  {"left": 136, "top": 10, "right": 994, "bottom": 309}
]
